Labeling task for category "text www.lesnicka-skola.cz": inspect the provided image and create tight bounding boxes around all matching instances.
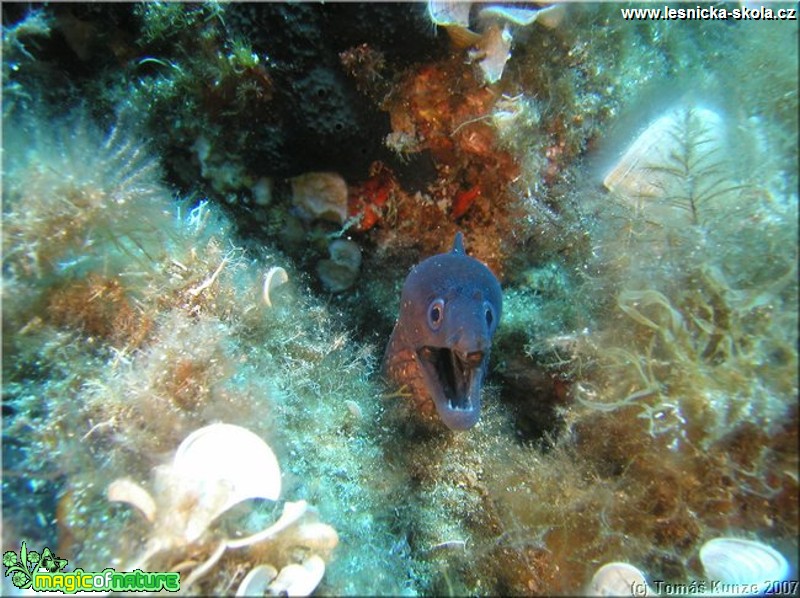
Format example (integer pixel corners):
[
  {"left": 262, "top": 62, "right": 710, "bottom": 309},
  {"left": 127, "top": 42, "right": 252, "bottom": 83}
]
[{"left": 621, "top": 4, "right": 797, "bottom": 21}]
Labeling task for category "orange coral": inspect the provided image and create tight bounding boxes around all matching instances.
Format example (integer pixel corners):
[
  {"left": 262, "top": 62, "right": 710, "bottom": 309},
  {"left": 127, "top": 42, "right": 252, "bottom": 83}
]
[
  {"left": 451, "top": 184, "right": 481, "bottom": 219},
  {"left": 374, "top": 58, "right": 521, "bottom": 250},
  {"left": 348, "top": 161, "right": 398, "bottom": 232}
]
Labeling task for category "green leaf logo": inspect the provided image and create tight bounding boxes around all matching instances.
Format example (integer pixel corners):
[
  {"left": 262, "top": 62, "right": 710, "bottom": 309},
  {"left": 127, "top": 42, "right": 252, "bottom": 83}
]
[
  {"left": 3, "top": 542, "right": 69, "bottom": 589},
  {"left": 40, "top": 547, "right": 68, "bottom": 573}
]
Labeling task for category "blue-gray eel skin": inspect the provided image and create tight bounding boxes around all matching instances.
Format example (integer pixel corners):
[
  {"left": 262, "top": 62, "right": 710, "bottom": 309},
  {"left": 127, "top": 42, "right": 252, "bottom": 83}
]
[{"left": 382, "top": 232, "right": 502, "bottom": 430}]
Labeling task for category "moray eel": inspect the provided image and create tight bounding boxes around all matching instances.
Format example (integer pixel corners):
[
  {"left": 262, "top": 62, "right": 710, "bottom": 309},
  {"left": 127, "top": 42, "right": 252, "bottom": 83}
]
[{"left": 382, "top": 233, "right": 502, "bottom": 430}]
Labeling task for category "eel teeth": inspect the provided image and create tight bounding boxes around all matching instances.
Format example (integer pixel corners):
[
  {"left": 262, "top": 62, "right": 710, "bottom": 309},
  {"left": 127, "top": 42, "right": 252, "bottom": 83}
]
[{"left": 419, "top": 347, "right": 484, "bottom": 410}]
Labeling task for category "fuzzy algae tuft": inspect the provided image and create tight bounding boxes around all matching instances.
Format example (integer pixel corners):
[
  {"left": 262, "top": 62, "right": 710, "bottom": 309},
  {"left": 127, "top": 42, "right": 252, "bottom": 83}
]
[{"left": 2, "top": 106, "right": 407, "bottom": 594}]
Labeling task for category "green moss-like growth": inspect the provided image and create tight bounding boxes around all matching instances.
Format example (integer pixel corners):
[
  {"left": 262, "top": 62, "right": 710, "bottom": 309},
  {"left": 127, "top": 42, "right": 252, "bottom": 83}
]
[
  {"left": 2, "top": 109, "right": 168, "bottom": 281},
  {"left": 1, "top": 107, "right": 411, "bottom": 594},
  {"left": 490, "top": 99, "right": 799, "bottom": 590},
  {"left": 134, "top": 1, "right": 225, "bottom": 46},
  {"left": 576, "top": 104, "right": 797, "bottom": 444}
]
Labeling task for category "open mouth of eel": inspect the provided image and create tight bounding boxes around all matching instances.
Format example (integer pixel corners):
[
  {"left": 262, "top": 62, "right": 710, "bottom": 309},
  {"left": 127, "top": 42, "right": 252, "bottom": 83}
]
[{"left": 417, "top": 346, "right": 486, "bottom": 430}]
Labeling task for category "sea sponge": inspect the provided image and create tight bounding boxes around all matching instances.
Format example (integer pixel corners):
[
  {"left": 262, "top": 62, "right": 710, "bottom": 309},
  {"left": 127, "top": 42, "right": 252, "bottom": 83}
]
[
  {"left": 290, "top": 171, "right": 349, "bottom": 224},
  {"left": 316, "top": 239, "right": 362, "bottom": 292}
]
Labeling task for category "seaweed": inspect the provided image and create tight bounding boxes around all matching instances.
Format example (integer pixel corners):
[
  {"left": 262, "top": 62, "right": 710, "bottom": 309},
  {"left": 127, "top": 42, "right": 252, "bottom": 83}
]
[
  {"left": 579, "top": 103, "right": 798, "bottom": 444},
  {"left": 1, "top": 108, "right": 410, "bottom": 594},
  {"left": 643, "top": 108, "right": 744, "bottom": 227},
  {"left": 2, "top": 107, "right": 170, "bottom": 282}
]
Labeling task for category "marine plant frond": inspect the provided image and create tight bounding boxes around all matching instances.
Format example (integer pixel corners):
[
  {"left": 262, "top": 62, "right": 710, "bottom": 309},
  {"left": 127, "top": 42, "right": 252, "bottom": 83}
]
[
  {"left": 641, "top": 107, "right": 745, "bottom": 227},
  {"left": 617, "top": 289, "right": 685, "bottom": 334},
  {"left": 587, "top": 261, "right": 797, "bottom": 443}
]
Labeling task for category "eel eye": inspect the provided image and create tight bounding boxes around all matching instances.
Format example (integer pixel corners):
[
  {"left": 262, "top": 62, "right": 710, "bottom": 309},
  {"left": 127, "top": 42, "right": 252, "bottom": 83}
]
[
  {"left": 427, "top": 298, "right": 445, "bottom": 330},
  {"left": 484, "top": 301, "right": 496, "bottom": 331}
]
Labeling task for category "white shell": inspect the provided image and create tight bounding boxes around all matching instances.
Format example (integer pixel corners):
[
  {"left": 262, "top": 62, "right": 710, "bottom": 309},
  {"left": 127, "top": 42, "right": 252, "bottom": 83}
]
[
  {"left": 236, "top": 564, "right": 278, "bottom": 597},
  {"left": 107, "top": 478, "right": 157, "bottom": 523},
  {"left": 700, "top": 537, "right": 790, "bottom": 592},
  {"left": 166, "top": 424, "right": 282, "bottom": 542},
  {"left": 473, "top": 24, "right": 513, "bottom": 85},
  {"left": 478, "top": 5, "right": 543, "bottom": 26},
  {"left": 587, "top": 562, "right": 651, "bottom": 597},
  {"left": 267, "top": 555, "right": 326, "bottom": 597},
  {"left": 174, "top": 423, "right": 281, "bottom": 502},
  {"left": 532, "top": 4, "right": 566, "bottom": 29},
  {"left": 226, "top": 500, "right": 309, "bottom": 550},
  {"left": 263, "top": 266, "right": 289, "bottom": 307},
  {"left": 428, "top": 0, "right": 472, "bottom": 28}
]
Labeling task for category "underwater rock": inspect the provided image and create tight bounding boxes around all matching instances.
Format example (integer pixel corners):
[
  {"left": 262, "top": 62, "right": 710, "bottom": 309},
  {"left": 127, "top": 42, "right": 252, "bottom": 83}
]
[
  {"left": 252, "top": 176, "right": 273, "bottom": 206},
  {"left": 699, "top": 537, "right": 790, "bottom": 593},
  {"left": 317, "top": 239, "right": 362, "bottom": 293},
  {"left": 291, "top": 171, "right": 349, "bottom": 224}
]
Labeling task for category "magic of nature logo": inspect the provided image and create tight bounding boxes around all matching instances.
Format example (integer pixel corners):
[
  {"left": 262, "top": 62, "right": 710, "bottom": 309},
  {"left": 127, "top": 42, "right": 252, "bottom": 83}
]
[{"left": 3, "top": 541, "right": 179, "bottom": 593}]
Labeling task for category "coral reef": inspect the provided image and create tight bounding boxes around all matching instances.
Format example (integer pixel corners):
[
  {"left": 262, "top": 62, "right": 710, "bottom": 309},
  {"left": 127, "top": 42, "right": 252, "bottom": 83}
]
[{"left": 3, "top": 3, "right": 798, "bottom": 596}]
